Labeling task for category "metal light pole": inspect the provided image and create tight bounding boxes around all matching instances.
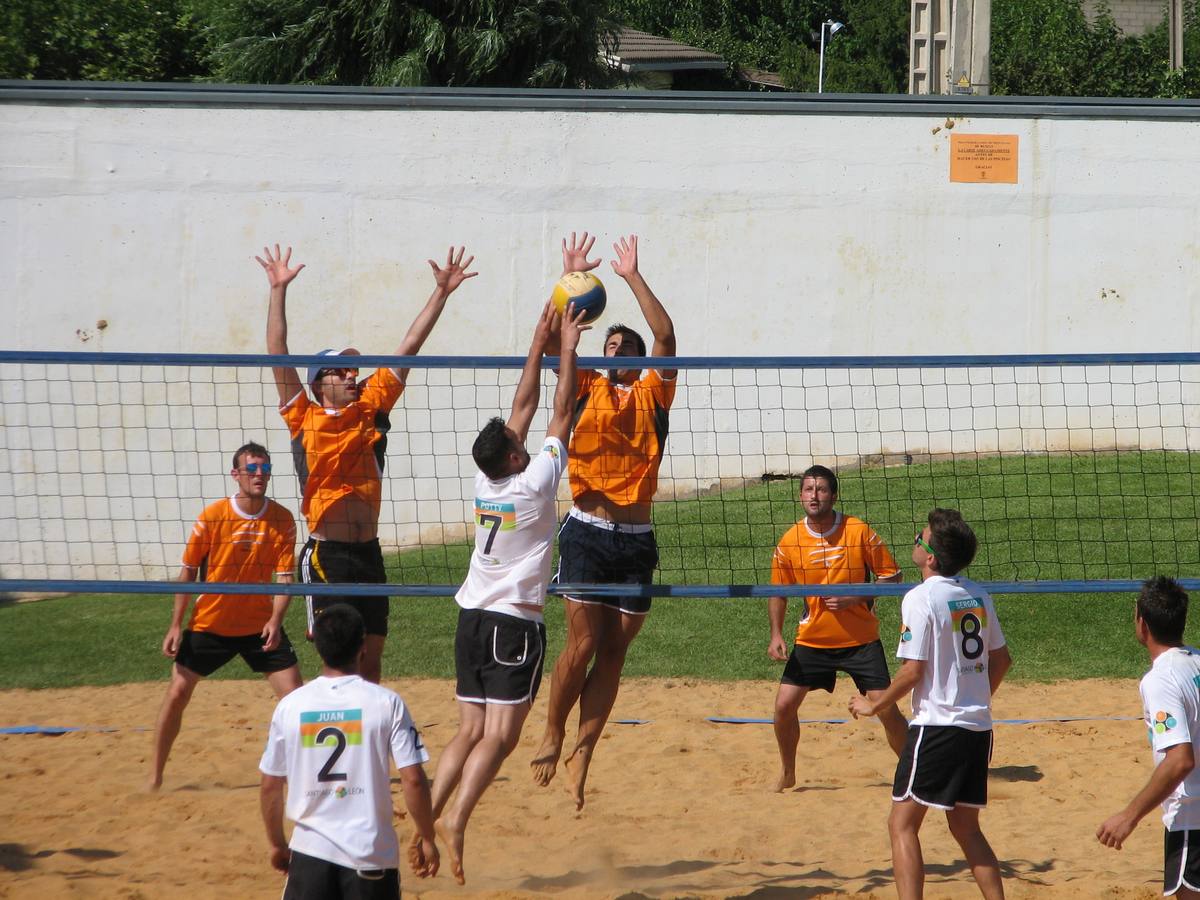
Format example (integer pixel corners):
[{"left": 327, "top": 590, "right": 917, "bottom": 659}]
[{"left": 818, "top": 20, "right": 845, "bottom": 93}]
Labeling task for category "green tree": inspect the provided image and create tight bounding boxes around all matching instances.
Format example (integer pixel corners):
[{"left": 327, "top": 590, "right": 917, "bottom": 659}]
[
  {"left": 209, "top": 0, "right": 619, "bottom": 87},
  {"left": 991, "top": 0, "right": 1200, "bottom": 98},
  {"left": 613, "top": 0, "right": 910, "bottom": 92},
  {"left": 0, "top": 0, "right": 211, "bottom": 81}
]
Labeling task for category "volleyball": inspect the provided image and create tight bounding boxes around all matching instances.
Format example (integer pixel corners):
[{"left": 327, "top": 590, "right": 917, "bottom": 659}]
[{"left": 552, "top": 271, "right": 606, "bottom": 323}]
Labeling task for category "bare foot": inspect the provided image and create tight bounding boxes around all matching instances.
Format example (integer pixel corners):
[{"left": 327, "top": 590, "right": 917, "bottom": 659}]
[
  {"left": 563, "top": 745, "right": 592, "bottom": 811},
  {"left": 772, "top": 770, "right": 796, "bottom": 793},
  {"left": 144, "top": 774, "right": 162, "bottom": 793},
  {"left": 530, "top": 732, "right": 564, "bottom": 787},
  {"left": 434, "top": 817, "right": 465, "bottom": 885}
]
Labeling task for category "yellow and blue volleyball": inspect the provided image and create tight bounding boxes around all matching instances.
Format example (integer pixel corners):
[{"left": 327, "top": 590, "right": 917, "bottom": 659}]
[{"left": 552, "top": 272, "right": 606, "bottom": 324}]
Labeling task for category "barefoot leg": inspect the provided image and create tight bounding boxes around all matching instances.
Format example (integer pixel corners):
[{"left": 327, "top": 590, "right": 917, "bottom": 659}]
[
  {"left": 772, "top": 683, "right": 808, "bottom": 792},
  {"left": 531, "top": 599, "right": 601, "bottom": 786},
  {"left": 434, "top": 817, "right": 466, "bottom": 885}
]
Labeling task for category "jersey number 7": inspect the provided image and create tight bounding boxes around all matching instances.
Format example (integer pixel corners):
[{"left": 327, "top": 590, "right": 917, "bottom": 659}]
[{"left": 479, "top": 514, "right": 502, "bottom": 555}]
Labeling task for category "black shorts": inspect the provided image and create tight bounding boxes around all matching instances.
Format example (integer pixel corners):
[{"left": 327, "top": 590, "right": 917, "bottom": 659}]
[
  {"left": 300, "top": 537, "right": 390, "bottom": 637},
  {"left": 174, "top": 629, "right": 298, "bottom": 677},
  {"left": 554, "top": 514, "right": 658, "bottom": 615},
  {"left": 781, "top": 640, "right": 892, "bottom": 693},
  {"left": 1164, "top": 828, "right": 1200, "bottom": 895},
  {"left": 892, "top": 724, "right": 993, "bottom": 810},
  {"left": 283, "top": 849, "right": 399, "bottom": 900},
  {"left": 454, "top": 608, "right": 546, "bottom": 705}
]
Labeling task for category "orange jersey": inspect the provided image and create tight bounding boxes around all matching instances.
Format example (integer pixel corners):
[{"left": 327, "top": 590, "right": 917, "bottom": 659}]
[
  {"left": 568, "top": 368, "right": 676, "bottom": 506},
  {"left": 280, "top": 368, "right": 404, "bottom": 532},
  {"left": 181, "top": 497, "right": 296, "bottom": 636},
  {"left": 770, "top": 512, "right": 900, "bottom": 649}
]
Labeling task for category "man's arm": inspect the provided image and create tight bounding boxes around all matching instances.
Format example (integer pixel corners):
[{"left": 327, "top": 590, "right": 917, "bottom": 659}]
[
  {"left": 849, "top": 658, "right": 924, "bottom": 718},
  {"left": 825, "top": 570, "right": 903, "bottom": 611},
  {"left": 163, "top": 567, "right": 198, "bottom": 658},
  {"left": 989, "top": 644, "right": 1012, "bottom": 695},
  {"left": 545, "top": 304, "right": 589, "bottom": 445},
  {"left": 1098, "top": 742, "right": 1195, "bottom": 850},
  {"left": 261, "top": 573, "right": 293, "bottom": 652},
  {"left": 399, "top": 763, "right": 439, "bottom": 877},
  {"left": 610, "top": 235, "right": 676, "bottom": 377},
  {"left": 541, "top": 232, "right": 600, "bottom": 360},
  {"left": 258, "top": 245, "right": 306, "bottom": 407},
  {"left": 767, "top": 596, "right": 790, "bottom": 661},
  {"left": 393, "top": 246, "right": 477, "bottom": 382},
  {"left": 260, "top": 773, "right": 291, "bottom": 873},
  {"left": 507, "top": 302, "right": 558, "bottom": 442}
]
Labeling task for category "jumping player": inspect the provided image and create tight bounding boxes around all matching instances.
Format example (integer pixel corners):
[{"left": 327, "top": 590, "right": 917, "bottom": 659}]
[
  {"left": 531, "top": 232, "right": 676, "bottom": 811},
  {"left": 429, "top": 300, "right": 588, "bottom": 885},
  {"left": 259, "top": 243, "right": 477, "bottom": 683},
  {"left": 148, "top": 442, "right": 300, "bottom": 791},
  {"left": 260, "top": 603, "right": 438, "bottom": 897},
  {"left": 768, "top": 464, "right": 906, "bottom": 792},
  {"left": 849, "top": 508, "right": 1012, "bottom": 900},
  {"left": 1098, "top": 576, "right": 1200, "bottom": 899}
]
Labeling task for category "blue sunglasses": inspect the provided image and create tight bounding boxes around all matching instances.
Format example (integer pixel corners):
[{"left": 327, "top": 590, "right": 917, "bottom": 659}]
[{"left": 240, "top": 462, "right": 273, "bottom": 475}]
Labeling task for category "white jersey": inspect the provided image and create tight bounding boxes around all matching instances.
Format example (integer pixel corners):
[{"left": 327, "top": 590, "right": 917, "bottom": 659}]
[
  {"left": 455, "top": 437, "right": 567, "bottom": 621},
  {"left": 897, "top": 575, "right": 1007, "bottom": 731},
  {"left": 1139, "top": 645, "right": 1200, "bottom": 830},
  {"left": 259, "top": 674, "right": 429, "bottom": 870}
]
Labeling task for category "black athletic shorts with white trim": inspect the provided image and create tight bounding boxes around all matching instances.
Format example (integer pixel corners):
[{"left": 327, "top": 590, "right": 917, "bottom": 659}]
[
  {"left": 454, "top": 608, "right": 546, "bottom": 705},
  {"left": 174, "top": 629, "right": 298, "bottom": 677},
  {"left": 892, "top": 724, "right": 993, "bottom": 810},
  {"left": 554, "top": 514, "right": 658, "bottom": 615},
  {"left": 299, "top": 536, "right": 390, "bottom": 637},
  {"left": 1164, "top": 828, "right": 1200, "bottom": 895},
  {"left": 282, "top": 849, "right": 399, "bottom": 900},
  {"left": 781, "top": 640, "right": 892, "bottom": 693}
]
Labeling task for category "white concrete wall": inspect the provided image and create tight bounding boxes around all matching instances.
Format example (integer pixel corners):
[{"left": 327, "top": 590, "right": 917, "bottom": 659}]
[{"left": 3, "top": 100, "right": 1200, "bottom": 580}]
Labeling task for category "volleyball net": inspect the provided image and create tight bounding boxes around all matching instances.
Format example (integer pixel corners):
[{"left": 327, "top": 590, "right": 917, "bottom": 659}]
[{"left": 4, "top": 350, "right": 1200, "bottom": 599}]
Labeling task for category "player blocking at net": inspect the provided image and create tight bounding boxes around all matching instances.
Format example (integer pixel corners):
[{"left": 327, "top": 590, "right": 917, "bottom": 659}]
[
  {"left": 1098, "top": 576, "right": 1200, "bottom": 899},
  {"left": 426, "top": 299, "right": 589, "bottom": 885},
  {"left": 259, "top": 243, "right": 477, "bottom": 684},
  {"left": 767, "top": 464, "right": 906, "bottom": 792},
  {"left": 147, "top": 442, "right": 301, "bottom": 791},
  {"left": 849, "top": 508, "right": 1012, "bottom": 900},
  {"left": 530, "top": 232, "right": 677, "bottom": 811}
]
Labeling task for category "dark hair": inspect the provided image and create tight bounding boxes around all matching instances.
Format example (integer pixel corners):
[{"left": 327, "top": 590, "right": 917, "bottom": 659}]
[
  {"left": 232, "top": 441, "right": 270, "bottom": 470},
  {"left": 1138, "top": 575, "right": 1189, "bottom": 645},
  {"left": 800, "top": 464, "right": 838, "bottom": 496},
  {"left": 604, "top": 323, "right": 646, "bottom": 357},
  {"left": 926, "top": 508, "right": 977, "bottom": 576},
  {"left": 472, "top": 417, "right": 513, "bottom": 480},
  {"left": 313, "top": 603, "right": 366, "bottom": 669}
]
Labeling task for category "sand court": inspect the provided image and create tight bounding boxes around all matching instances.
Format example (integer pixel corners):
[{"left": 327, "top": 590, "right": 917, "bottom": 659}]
[{"left": 0, "top": 677, "right": 1166, "bottom": 898}]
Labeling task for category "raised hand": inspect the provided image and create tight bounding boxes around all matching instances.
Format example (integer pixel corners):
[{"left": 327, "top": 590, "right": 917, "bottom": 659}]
[
  {"left": 561, "top": 231, "right": 601, "bottom": 276},
  {"left": 559, "top": 302, "right": 592, "bottom": 353},
  {"left": 610, "top": 234, "right": 639, "bottom": 279},
  {"left": 428, "top": 246, "right": 478, "bottom": 294},
  {"left": 532, "top": 299, "right": 560, "bottom": 347},
  {"left": 256, "top": 244, "right": 305, "bottom": 289}
]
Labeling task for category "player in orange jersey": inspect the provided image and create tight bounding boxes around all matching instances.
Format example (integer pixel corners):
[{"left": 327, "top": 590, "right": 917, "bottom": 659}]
[
  {"left": 259, "top": 243, "right": 477, "bottom": 684},
  {"left": 530, "top": 232, "right": 676, "bottom": 810},
  {"left": 148, "top": 442, "right": 301, "bottom": 791},
  {"left": 768, "top": 464, "right": 907, "bottom": 792}
]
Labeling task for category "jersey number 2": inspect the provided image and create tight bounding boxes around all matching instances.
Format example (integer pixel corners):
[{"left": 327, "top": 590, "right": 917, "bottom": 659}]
[
  {"left": 479, "top": 514, "right": 502, "bottom": 554},
  {"left": 316, "top": 726, "right": 348, "bottom": 782}
]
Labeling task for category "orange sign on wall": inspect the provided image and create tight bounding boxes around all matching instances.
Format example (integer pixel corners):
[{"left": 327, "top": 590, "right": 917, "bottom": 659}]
[{"left": 950, "top": 134, "right": 1019, "bottom": 184}]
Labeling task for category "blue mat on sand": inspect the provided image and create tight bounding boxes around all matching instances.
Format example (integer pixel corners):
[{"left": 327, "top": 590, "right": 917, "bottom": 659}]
[{"left": 707, "top": 715, "right": 1140, "bottom": 726}]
